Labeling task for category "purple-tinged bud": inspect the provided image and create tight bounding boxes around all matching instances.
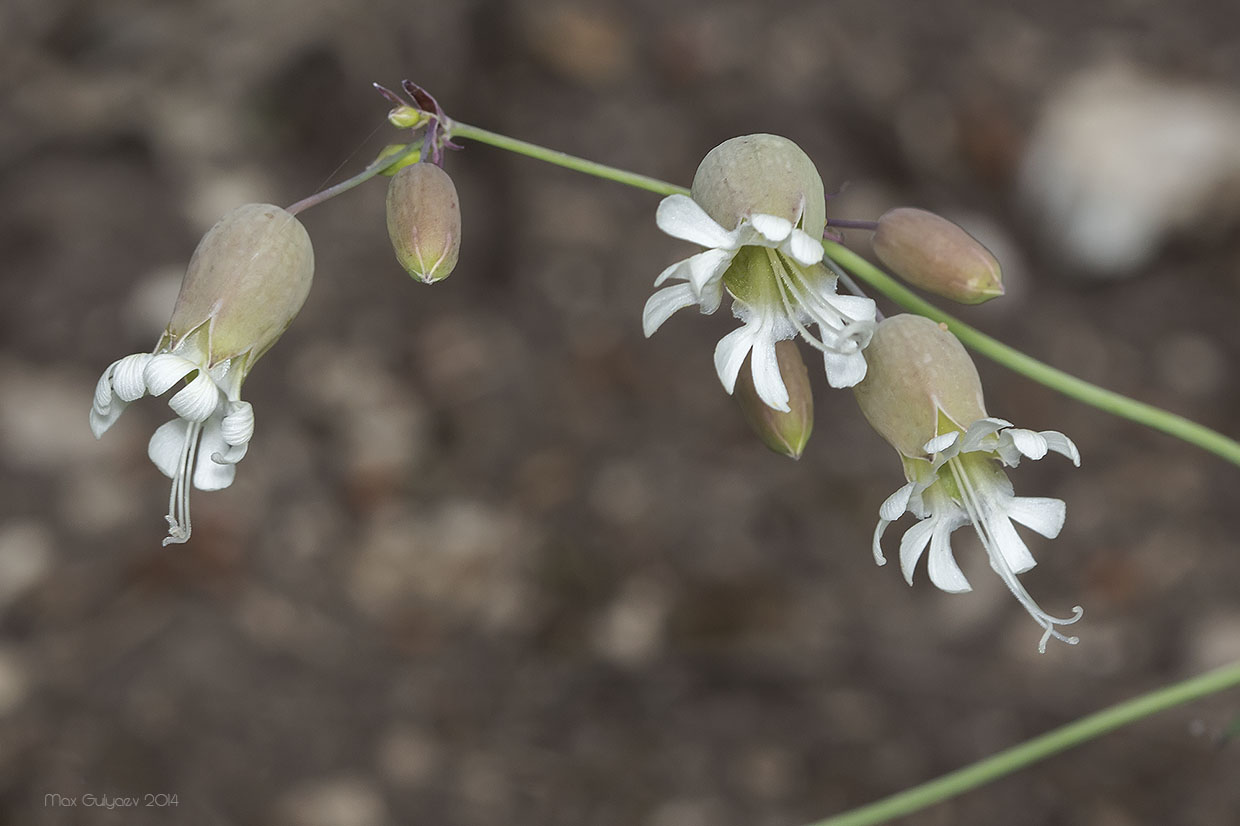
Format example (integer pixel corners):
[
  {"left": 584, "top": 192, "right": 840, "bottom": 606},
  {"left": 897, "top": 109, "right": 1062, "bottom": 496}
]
[
  {"left": 386, "top": 163, "right": 461, "bottom": 284},
  {"left": 734, "top": 341, "right": 814, "bottom": 459},
  {"left": 691, "top": 134, "right": 827, "bottom": 238},
  {"left": 852, "top": 314, "right": 987, "bottom": 458},
  {"left": 168, "top": 203, "right": 314, "bottom": 364},
  {"left": 872, "top": 208, "right": 1003, "bottom": 304}
]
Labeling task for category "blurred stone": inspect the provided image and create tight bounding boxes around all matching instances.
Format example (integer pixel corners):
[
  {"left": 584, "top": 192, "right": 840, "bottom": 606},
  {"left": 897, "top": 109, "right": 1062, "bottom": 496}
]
[
  {"left": 0, "top": 520, "right": 54, "bottom": 609},
  {"left": 0, "top": 359, "right": 113, "bottom": 468},
  {"left": 1186, "top": 612, "right": 1240, "bottom": 671},
  {"left": 591, "top": 575, "right": 669, "bottom": 665},
  {"left": 589, "top": 460, "right": 651, "bottom": 525},
  {"left": 1021, "top": 64, "right": 1240, "bottom": 276},
  {"left": 276, "top": 776, "right": 388, "bottom": 826},
  {"left": 59, "top": 465, "right": 146, "bottom": 533}
]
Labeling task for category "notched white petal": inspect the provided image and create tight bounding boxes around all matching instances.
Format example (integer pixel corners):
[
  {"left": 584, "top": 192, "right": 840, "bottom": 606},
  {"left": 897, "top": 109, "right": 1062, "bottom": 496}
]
[
  {"left": 112, "top": 353, "right": 153, "bottom": 401},
  {"left": 784, "top": 230, "right": 824, "bottom": 266},
  {"left": 923, "top": 432, "right": 960, "bottom": 455},
  {"left": 168, "top": 370, "right": 222, "bottom": 422},
  {"left": 148, "top": 419, "right": 190, "bottom": 478},
  {"left": 1039, "top": 430, "right": 1081, "bottom": 466},
  {"left": 927, "top": 519, "right": 971, "bottom": 593},
  {"left": 985, "top": 512, "right": 1038, "bottom": 575},
  {"left": 898, "top": 518, "right": 936, "bottom": 586},
  {"left": 656, "top": 195, "right": 736, "bottom": 249},
  {"left": 713, "top": 323, "right": 759, "bottom": 394},
  {"left": 750, "top": 213, "right": 793, "bottom": 243},
  {"left": 220, "top": 401, "right": 254, "bottom": 447},
  {"left": 643, "top": 284, "right": 700, "bottom": 337},
  {"left": 749, "top": 336, "right": 790, "bottom": 412},
  {"left": 1006, "top": 496, "right": 1066, "bottom": 539},
  {"left": 144, "top": 354, "right": 200, "bottom": 396},
  {"left": 654, "top": 257, "right": 691, "bottom": 287},
  {"left": 822, "top": 347, "right": 868, "bottom": 389},
  {"left": 879, "top": 482, "right": 915, "bottom": 522},
  {"left": 1009, "top": 428, "right": 1049, "bottom": 461}
]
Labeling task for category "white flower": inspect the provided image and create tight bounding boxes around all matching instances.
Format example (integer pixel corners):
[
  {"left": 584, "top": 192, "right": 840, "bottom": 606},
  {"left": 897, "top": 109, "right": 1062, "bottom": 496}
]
[
  {"left": 874, "top": 417, "right": 1083, "bottom": 652},
  {"left": 90, "top": 203, "right": 313, "bottom": 546},
  {"left": 91, "top": 327, "right": 255, "bottom": 546},
  {"left": 644, "top": 194, "right": 877, "bottom": 412}
]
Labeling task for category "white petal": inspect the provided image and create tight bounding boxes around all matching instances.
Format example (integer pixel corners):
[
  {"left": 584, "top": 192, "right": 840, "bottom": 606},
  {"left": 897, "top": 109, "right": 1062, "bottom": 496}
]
[
  {"left": 879, "top": 482, "right": 916, "bottom": 522},
  {"left": 89, "top": 402, "right": 127, "bottom": 439},
  {"left": 193, "top": 418, "right": 237, "bottom": 491},
  {"left": 112, "top": 353, "right": 153, "bottom": 401},
  {"left": 148, "top": 419, "right": 190, "bottom": 478},
  {"left": 713, "top": 323, "right": 759, "bottom": 394},
  {"left": 749, "top": 335, "right": 790, "bottom": 412},
  {"left": 220, "top": 401, "right": 254, "bottom": 447},
  {"left": 958, "top": 417, "right": 1011, "bottom": 453},
  {"left": 923, "top": 432, "right": 960, "bottom": 455},
  {"left": 144, "top": 354, "right": 200, "bottom": 396},
  {"left": 653, "top": 257, "right": 692, "bottom": 287},
  {"left": 783, "top": 229, "right": 824, "bottom": 266},
  {"left": 656, "top": 195, "right": 736, "bottom": 249},
  {"left": 697, "top": 275, "right": 724, "bottom": 316},
  {"left": 821, "top": 347, "right": 868, "bottom": 388},
  {"left": 1009, "top": 428, "right": 1048, "bottom": 461},
  {"left": 898, "top": 518, "right": 935, "bottom": 585},
  {"left": 168, "top": 370, "right": 222, "bottom": 422},
  {"left": 824, "top": 294, "right": 878, "bottom": 323},
  {"left": 642, "top": 283, "right": 700, "bottom": 337},
  {"left": 984, "top": 511, "right": 1038, "bottom": 575},
  {"left": 685, "top": 248, "right": 735, "bottom": 297},
  {"left": 927, "top": 517, "right": 971, "bottom": 593},
  {"left": 1039, "top": 430, "right": 1081, "bottom": 466},
  {"left": 1006, "top": 496, "right": 1066, "bottom": 539},
  {"left": 872, "top": 519, "right": 892, "bottom": 566},
  {"left": 750, "top": 213, "right": 793, "bottom": 243}
]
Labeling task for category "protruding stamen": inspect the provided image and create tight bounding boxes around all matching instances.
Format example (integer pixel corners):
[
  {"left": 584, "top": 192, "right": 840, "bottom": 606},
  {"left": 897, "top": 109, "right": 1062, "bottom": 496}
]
[
  {"left": 163, "top": 421, "right": 202, "bottom": 546},
  {"left": 947, "top": 455, "right": 1083, "bottom": 653}
]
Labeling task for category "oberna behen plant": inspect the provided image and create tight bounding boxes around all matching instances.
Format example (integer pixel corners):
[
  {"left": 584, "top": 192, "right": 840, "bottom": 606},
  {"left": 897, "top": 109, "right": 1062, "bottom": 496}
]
[
  {"left": 85, "top": 78, "right": 1240, "bottom": 826},
  {"left": 853, "top": 314, "right": 1083, "bottom": 652},
  {"left": 643, "top": 134, "right": 877, "bottom": 413},
  {"left": 91, "top": 204, "right": 313, "bottom": 545}
]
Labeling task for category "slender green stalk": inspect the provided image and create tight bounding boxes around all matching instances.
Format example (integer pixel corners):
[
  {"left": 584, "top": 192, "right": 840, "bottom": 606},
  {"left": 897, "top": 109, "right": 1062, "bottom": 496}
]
[
  {"left": 449, "top": 121, "right": 691, "bottom": 197},
  {"left": 286, "top": 143, "right": 421, "bottom": 216},
  {"left": 822, "top": 241, "right": 1240, "bottom": 468},
  {"left": 809, "top": 659, "right": 1240, "bottom": 826}
]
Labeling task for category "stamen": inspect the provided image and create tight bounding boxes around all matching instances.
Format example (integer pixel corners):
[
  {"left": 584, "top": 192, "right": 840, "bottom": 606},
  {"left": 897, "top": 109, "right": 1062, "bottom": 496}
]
[
  {"left": 947, "top": 456, "right": 1083, "bottom": 653},
  {"left": 163, "top": 421, "right": 202, "bottom": 546},
  {"left": 767, "top": 250, "right": 833, "bottom": 353}
]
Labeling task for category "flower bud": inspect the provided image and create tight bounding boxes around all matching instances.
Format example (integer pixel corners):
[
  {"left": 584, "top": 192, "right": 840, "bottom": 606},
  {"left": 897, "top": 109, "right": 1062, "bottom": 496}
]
[
  {"left": 691, "top": 134, "right": 827, "bottom": 238},
  {"left": 872, "top": 208, "right": 1003, "bottom": 304},
  {"left": 168, "top": 203, "right": 314, "bottom": 362},
  {"left": 734, "top": 341, "right": 814, "bottom": 459},
  {"left": 386, "top": 163, "right": 461, "bottom": 283},
  {"left": 376, "top": 144, "right": 422, "bottom": 176},
  {"left": 852, "top": 314, "right": 987, "bottom": 458},
  {"left": 388, "top": 105, "right": 428, "bottom": 129}
]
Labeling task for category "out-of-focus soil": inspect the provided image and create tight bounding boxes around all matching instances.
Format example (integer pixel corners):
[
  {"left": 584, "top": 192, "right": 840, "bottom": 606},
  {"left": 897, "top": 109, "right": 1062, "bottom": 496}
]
[{"left": 1, "top": 1, "right": 1239, "bottom": 824}]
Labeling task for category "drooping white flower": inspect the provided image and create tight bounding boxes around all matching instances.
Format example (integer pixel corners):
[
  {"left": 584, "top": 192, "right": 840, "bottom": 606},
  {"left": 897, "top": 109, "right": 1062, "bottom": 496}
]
[
  {"left": 643, "top": 135, "right": 877, "bottom": 413},
  {"left": 874, "top": 417, "right": 1082, "bottom": 653},
  {"left": 853, "top": 314, "right": 1083, "bottom": 652},
  {"left": 91, "top": 204, "right": 313, "bottom": 545}
]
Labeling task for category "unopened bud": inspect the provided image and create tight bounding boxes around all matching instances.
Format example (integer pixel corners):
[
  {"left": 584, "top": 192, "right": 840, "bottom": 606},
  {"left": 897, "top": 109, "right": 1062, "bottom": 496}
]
[
  {"left": 169, "top": 203, "right": 314, "bottom": 362},
  {"left": 872, "top": 208, "right": 1003, "bottom": 304},
  {"left": 388, "top": 105, "right": 428, "bottom": 129},
  {"left": 852, "top": 314, "right": 987, "bottom": 458},
  {"left": 376, "top": 144, "right": 422, "bottom": 176},
  {"left": 691, "top": 134, "right": 827, "bottom": 238},
  {"left": 386, "top": 163, "right": 461, "bottom": 284},
  {"left": 735, "top": 341, "right": 814, "bottom": 459}
]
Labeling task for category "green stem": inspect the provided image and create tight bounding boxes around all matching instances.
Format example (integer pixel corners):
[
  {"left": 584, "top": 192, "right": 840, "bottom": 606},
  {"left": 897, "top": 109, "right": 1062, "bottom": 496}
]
[
  {"left": 286, "top": 142, "right": 421, "bottom": 216},
  {"left": 823, "top": 241, "right": 1240, "bottom": 468},
  {"left": 809, "top": 659, "right": 1240, "bottom": 826},
  {"left": 449, "top": 121, "right": 691, "bottom": 197}
]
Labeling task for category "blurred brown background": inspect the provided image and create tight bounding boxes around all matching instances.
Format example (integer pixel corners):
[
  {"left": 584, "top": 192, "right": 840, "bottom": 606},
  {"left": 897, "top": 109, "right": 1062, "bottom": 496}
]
[{"left": 2, "top": 0, "right": 1240, "bottom": 824}]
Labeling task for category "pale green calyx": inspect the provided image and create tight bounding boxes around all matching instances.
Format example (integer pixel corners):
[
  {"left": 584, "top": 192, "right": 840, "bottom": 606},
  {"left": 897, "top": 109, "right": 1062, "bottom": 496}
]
[
  {"left": 691, "top": 134, "right": 827, "bottom": 239},
  {"left": 852, "top": 314, "right": 987, "bottom": 458},
  {"left": 168, "top": 203, "right": 315, "bottom": 364},
  {"left": 734, "top": 340, "right": 814, "bottom": 459},
  {"left": 872, "top": 208, "right": 1004, "bottom": 305},
  {"left": 386, "top": 163, "right": 462, "bottom": 283}
]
